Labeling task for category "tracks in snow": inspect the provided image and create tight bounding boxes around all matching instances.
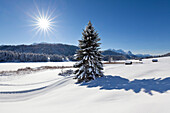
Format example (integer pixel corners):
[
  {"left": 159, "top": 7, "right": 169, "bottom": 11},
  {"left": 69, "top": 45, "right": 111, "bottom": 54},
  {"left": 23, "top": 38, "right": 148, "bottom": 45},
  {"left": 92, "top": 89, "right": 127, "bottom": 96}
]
[{"left": 0, "top": 76, "right": 73, "bottom": 102}]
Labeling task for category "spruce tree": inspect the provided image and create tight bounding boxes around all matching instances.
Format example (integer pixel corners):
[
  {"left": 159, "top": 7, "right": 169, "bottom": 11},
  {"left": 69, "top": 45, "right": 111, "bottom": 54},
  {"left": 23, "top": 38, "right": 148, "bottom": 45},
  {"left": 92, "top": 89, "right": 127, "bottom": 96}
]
[{"left": 74, "top": 21, "right": 103, "bottom": 82}]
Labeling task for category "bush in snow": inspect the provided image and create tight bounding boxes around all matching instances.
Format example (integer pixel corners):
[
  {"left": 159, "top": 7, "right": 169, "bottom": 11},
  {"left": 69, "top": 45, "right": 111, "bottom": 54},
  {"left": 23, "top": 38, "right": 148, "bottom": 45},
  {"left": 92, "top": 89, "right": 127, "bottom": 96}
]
[
  {"left": 152, "top": 59, "right": 158, "bottom": 62},
  {"left": 58, "top": 69, "right": 74, "bottom": 76},
  {"left": 74, "top": 21, "right": 103, "bottom": 82}
]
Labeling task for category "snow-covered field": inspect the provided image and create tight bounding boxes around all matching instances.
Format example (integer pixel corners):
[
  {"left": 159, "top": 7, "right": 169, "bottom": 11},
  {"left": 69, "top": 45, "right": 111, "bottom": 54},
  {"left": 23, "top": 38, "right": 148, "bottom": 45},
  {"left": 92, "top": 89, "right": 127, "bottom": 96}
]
[
  {"left": 0, "top": 57, "right": 170, "bottom": 113},
  {"left": 0, "top": 62, "right": 75, "bottom": 71}
]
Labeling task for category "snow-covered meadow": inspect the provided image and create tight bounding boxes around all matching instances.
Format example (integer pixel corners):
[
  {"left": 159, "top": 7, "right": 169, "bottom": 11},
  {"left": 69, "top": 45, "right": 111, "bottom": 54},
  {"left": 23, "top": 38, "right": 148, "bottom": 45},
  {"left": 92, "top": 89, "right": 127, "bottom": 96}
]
[{"left": 0, "top": 57, "right": 170, "bottom": 113}]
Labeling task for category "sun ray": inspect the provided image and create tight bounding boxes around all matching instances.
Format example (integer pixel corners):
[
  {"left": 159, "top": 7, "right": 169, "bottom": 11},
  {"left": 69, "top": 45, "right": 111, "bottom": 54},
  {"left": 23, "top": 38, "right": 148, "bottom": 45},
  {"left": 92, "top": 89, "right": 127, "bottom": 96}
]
[{"left": 29, "top": 4, "right": 57, "bottom": 37}]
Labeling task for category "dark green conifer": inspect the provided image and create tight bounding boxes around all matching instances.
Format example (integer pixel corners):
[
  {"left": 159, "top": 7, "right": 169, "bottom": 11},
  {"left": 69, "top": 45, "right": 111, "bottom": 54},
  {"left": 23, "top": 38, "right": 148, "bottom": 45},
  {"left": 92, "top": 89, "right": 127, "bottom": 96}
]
[{"left": 74, "top": 21, "right": 103, "bottom": 82}]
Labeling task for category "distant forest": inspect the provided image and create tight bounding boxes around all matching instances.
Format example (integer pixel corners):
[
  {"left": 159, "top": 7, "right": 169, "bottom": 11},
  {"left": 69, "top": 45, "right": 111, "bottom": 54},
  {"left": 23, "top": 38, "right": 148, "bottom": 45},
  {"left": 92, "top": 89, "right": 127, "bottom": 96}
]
[
  {"left": 0, "top": 43, "right": 77, "bottom": 62},
  {"left": 0, "top": 43, "right": 164, "bottom": 62}
]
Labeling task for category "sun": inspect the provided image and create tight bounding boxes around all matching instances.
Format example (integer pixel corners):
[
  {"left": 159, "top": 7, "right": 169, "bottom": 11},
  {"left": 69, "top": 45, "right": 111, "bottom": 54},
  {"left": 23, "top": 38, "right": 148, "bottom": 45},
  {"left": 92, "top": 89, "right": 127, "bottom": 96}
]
[
  {"left": 29, "top": 6, "right": 57, "bottom": 36},
  {"left": 38, "top": 18, "right": 50, "bottom": 29}
]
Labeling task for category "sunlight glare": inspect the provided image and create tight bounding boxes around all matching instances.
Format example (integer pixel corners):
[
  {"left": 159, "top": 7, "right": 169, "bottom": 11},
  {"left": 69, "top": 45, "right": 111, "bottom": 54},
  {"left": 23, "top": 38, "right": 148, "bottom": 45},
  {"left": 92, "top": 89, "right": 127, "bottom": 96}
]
[
  {"left": 38, "top": 18, "right": 50, "bottom": 29},
  {"left": 29, "top": 6, "right": 57, "bottom": 37}
]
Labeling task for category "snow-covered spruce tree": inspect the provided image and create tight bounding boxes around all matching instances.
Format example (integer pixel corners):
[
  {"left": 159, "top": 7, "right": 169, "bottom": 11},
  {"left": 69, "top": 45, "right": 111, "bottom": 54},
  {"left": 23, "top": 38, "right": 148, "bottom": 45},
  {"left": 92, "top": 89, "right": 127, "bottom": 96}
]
[{"left": 74, "top": 21, "right": 103, "bottom": 82}]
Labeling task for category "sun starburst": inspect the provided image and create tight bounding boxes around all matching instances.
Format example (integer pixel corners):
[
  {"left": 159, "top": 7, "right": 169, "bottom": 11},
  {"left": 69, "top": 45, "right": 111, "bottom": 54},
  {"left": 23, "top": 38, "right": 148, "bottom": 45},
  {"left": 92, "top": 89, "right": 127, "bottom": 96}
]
[{"left": 29, "top": 6, "right": 57, "bottom": 37}]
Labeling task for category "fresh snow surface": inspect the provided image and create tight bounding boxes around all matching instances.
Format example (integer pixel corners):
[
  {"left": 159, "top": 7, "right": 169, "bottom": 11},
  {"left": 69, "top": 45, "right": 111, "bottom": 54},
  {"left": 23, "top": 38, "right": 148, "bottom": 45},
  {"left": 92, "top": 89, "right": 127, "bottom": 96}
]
[
  {"left": 0, "top": 62, "right": 75, "bottom": 71},
  {"left": 0, "top": 57, "right": 170, "bottom": 113}
]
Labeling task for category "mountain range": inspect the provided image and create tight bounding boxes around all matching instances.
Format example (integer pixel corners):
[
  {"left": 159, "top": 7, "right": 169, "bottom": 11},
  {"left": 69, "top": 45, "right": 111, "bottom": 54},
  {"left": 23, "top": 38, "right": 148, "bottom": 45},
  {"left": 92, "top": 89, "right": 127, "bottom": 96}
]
[{"left": 0, "top": 43, "right": 166, "bottom": 62}]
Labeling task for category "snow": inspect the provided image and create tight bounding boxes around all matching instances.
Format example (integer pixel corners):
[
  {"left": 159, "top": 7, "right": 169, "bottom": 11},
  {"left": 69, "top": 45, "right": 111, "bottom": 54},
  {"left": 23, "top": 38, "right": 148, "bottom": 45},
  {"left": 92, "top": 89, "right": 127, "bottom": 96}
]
[
  {"left": 104, "top": 57, "right": 170, "bottom": 80},
  {"left": 0, "top": 62, "right": 75, "bottom": 71},
  {"left": 0, "top": 57, "right": 170, "bottom": 113}
]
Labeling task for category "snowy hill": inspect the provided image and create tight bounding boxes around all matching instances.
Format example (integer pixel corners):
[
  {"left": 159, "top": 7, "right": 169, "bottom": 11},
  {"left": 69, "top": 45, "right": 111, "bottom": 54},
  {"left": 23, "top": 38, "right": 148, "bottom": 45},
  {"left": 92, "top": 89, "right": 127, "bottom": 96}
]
[
  {"left": 0, "top": 43, "right": 79, "bottom": 56},
  {"left": 105, "top": 49, "right": 152, "bottom": 58},
  {"left": 0, "top": 57, "right": 170, "bottom": 113},
  {"left": 162, "top": 52, "right": 170, "bottom": 57},
  {"left": 102, "top": 49, "right": 138, "bottom": 60},
  {"left": 135, "top": 53, "right": 152, "bottom": 58}
]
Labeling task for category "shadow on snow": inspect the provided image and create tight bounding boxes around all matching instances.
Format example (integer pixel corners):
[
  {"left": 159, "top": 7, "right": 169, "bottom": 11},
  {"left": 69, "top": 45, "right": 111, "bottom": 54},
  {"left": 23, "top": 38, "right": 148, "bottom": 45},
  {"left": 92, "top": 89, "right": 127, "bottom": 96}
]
[{"left": 80, "top": 75, "right": 170, "bottom": 95}]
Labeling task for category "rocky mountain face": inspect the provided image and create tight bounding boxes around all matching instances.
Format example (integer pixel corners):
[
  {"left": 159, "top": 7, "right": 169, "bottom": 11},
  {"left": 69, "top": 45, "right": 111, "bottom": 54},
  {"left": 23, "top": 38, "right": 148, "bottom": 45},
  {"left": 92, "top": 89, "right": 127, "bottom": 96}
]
[{"left": 101, "top": 50, "right": 134, "bottom": 60}]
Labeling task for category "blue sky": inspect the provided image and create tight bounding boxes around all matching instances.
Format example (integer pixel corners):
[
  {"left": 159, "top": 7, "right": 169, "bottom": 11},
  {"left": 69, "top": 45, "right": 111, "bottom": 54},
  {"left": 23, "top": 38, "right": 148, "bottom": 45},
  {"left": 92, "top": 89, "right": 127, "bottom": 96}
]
[{"left": 0, "top": 0, "right": 170, "bottom": 55}]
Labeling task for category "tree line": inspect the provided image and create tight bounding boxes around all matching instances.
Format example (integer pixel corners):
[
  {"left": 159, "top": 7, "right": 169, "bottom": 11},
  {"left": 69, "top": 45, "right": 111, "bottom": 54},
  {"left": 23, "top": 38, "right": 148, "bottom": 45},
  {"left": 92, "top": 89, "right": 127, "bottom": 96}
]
[{"left": 0, "top": 50, "right": 64, "bottom": 62}]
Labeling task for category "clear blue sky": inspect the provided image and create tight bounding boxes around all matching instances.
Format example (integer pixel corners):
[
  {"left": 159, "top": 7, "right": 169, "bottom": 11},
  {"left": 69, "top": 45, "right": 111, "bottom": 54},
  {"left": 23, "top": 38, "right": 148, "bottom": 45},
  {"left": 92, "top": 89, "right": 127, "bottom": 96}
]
[{"left": 0, "top": 0, "right": 170, "bottom": 55}]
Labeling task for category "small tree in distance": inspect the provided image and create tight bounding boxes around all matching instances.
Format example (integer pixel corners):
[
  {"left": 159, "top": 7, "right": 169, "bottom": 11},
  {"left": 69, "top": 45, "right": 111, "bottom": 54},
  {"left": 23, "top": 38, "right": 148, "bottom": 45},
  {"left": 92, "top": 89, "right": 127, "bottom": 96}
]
[{"left": 74, "top": 21, "right": 103, "bottom": 82}]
